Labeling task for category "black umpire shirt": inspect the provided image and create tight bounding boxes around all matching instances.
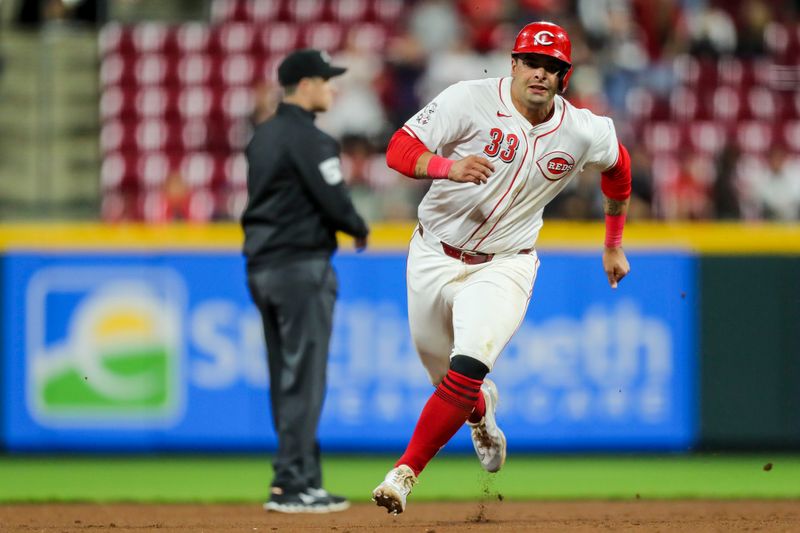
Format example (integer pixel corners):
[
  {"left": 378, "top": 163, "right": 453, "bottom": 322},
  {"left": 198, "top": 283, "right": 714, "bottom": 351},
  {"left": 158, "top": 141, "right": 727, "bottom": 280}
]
[{"left": 242, "top": 102, "right": 369, "bottom": 270}]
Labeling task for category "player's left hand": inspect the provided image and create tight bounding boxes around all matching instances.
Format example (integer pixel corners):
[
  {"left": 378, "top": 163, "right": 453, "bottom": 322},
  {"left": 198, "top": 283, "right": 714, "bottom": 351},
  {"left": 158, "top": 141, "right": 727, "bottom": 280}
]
[{"left": 602, "top": 246, "right": 630, "bottom": 289}]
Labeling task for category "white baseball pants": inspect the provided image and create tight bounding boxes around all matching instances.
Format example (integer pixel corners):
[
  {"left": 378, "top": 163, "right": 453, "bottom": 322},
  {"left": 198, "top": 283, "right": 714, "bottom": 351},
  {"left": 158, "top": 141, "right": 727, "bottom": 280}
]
[{"left": 406, "top": 226, "right": 540, "bottom": 385}]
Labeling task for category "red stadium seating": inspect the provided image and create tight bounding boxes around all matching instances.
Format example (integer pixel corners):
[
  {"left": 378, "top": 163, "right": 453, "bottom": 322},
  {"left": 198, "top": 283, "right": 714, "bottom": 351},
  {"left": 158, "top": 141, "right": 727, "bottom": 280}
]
[
  {"left": 331, "top": 0, "right": 369, "bottom": 23},
  {"left": 258, "top": 23, "right": 301, "bottom": 54},
  {"left": 736, "top": 121, "right": 773, "bottom": 153},
  {"left": 174, "top": 23, "right": 211, "bottom": 54},
  {"left": 347, "top": 22, "right": 389, "bottom": 53},
  {"left": 96, "top": 7, "right": 421, "bottom": 220},
  {"left": 212, "top": 23, "right": 258, "bottom": 55},
  {"left": 302, "top": 22, "right": 345, "bottom": 52},
  {"left": 643, "top": 122, "right": 682, "bottom": 153},
  {"left": 371, "top": 0, "right": 403, "bottom": 23},
  {"left": 286, "top": 0, "right": 326, "bottom": 23}
]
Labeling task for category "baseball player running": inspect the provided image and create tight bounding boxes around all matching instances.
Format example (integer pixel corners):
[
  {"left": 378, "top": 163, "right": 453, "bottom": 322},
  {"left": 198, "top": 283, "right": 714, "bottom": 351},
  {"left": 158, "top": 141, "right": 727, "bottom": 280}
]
[{"left": 372, "top": 21, "right": 632, "bottom": 514}]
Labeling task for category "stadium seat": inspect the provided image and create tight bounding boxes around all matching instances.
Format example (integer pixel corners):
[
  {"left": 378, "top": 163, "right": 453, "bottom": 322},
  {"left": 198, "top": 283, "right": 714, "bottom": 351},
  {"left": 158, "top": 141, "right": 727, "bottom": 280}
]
[
  {"left": 137, "top": 151, "right": 174, "bottom": 189},
  {"left": 684, "top": 121, "right": 727, "bottom": 154},
  {"left": 220, "top": 86, "right": 256, "bottom": 119},
  {"left": 711, "top": 85, "right": 740, "bottom": 121},
  {"left": 100, "top": 87, "right": 176, "bottom": 120},
  {"left": 303, "top": 22, "right": 345, "bottom": 52},
  {"left": 213, "top": 23, "right": 257, "bottom": 55},
  {"left": 669, "top": 86, "right": 700, "bottom": 121},
  {"left": 180, "top": 152, "right": 223, "bottom": 189},
  {"left": 245, "top": 0, "right": 283, "bottom": 22},
  {"left": 716, "top": 57, "right": 745, "bottom": 86},
  {"left": 174, "top": 23, "right": 211, "bottom": 54},
  {"left": 672, "top": 54, "right": 700, "bottom": 86},
  {"left": 736, "top": 121, "right": 772, "bottom": 153},
  {"left": 220, "top": 54, "right": 258, "bottom": 86},
  {"left": 258, "top": 55, "right": 284, "bottom": 82},
  {"left": 371, "top": 0, "right": 403, "bottom": 23},
  {"left": 347, "top": 23, "right": 389, "bottom": 53},
  {"left": 792, "top": 91, "right": 800, "bottom": 119},
  {"left": 763, "top": 21, "right": 798, "bottom": 62},
  {"left": 178, "top": 54, "right": 214, "bottom": 86},
  {"left": 101, "top": 190, "right": 141, "bottom": 221},
  {"left": 625, "top": 87, "right": 655, "bottom": 121},
  {"left": 100, "top": 152, "right": 139, "bottom": 191},
  {"left": 746, "top": 87, "right": 780, "bottom": 120},
  {"left": 286, "top": 0, "right": 326, "bottom": 22},
  {"left": 643, "top": 122, "right": 682, "bottom": 153},
  {"left": 781, "top": 120, "right": 800, "bottom": 151},
  {"left": 178, "top": 86, "right": 215, "bottom": 119},
  {"left": 134, "top": 54, "right": 178, "bottom": 86},
  {"left": 331, "top": 0, "right": 370, "bottom": 23},
  {"left": 219, "top": 188, "right": 249, "bottom": 219},
  {"left": 258, "top": 23, "right": 301, "bottom": 54},
  {"left": 132, "top": 22, "right": 169, "bottom": 54},
  {"left": 210, "top": 0, "right": 250, "bottom": 23},
  {"left": 98, "top": 23, "right": 129, "bottom": 56},
  {"left": 100, "top": 120, "right": 135, "bottom": 153},
  {"left": 224, "top": 152, "right": 248, "bottom": 188}
]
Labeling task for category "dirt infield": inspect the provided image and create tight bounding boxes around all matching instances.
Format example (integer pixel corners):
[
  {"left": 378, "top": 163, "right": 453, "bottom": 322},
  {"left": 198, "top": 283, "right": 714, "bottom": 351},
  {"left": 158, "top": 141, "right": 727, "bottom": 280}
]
[{"left": 1, "top": 501, "right": 799, "bottom": 532}]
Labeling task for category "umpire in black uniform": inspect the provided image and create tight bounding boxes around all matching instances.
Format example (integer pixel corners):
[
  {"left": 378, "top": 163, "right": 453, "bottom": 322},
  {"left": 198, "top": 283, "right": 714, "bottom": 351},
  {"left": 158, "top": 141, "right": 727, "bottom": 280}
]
[{"left": 242, "top": 49, "right": 369, "bottom": 514}]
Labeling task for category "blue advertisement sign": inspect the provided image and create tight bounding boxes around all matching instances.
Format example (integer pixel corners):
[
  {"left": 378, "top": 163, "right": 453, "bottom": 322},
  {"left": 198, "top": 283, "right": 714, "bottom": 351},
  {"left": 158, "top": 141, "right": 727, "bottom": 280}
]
[{"left": 2, "top": 249, "right": 696, "bottom": 452}]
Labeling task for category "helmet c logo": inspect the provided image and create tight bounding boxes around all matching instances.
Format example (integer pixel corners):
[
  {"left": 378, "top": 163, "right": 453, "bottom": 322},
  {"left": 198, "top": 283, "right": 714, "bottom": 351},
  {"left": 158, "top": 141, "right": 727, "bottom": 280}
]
[{"left": 533, "top": 30, "right": 555, "bottom": 46}]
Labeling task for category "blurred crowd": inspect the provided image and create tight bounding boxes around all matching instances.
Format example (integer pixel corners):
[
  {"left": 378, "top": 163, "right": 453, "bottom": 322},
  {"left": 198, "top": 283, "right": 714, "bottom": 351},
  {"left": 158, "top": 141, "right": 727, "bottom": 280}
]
[
  {"left": 40, "top": 0, "right": 799, "bottom": 223},
  {"left": 312, "top": 0, "right": 800, "bottom": 221},
  {"left": 287, "top": 0, "right": 800, "bottom": 223}
]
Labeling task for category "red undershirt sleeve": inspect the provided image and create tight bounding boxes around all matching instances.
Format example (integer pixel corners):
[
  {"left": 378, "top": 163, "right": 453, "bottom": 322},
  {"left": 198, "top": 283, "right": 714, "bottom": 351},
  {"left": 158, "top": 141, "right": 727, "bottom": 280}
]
[
  {"left": 385, "top": 128, "right": 429, "bottom": 179},
  {"left": 600, "top": 142, "right": 632, "bottom": 200}
]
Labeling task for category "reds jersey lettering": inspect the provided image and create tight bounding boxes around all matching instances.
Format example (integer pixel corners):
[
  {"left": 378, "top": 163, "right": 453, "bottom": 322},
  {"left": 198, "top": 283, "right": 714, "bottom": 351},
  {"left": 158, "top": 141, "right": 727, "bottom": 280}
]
[{"left": 403, "top": 77, "right": 619, "bottom": 254}]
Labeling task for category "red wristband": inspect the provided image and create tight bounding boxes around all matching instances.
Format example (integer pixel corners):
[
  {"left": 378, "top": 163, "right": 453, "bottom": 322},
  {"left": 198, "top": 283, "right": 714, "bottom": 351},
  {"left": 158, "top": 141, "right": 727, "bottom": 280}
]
[
  {"left": 604, "top": 213, "right": 626, "bottom": 248},
  {"left": 426, "top": 155, "right": 453, "bottom": 179}
]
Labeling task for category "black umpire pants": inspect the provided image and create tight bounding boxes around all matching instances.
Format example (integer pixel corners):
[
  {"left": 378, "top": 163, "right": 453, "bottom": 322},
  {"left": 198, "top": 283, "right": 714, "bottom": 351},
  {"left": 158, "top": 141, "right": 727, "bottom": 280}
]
[{"left": 247, "top": 257, "right": 337, "bottom": 493}]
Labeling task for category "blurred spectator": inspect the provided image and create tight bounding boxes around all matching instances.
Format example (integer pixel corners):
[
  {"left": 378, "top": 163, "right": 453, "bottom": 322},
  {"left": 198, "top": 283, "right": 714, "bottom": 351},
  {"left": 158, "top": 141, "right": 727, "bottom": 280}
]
[
  {"left": 251, "top": 81, "right": 282, "bottom": 126},
  {"left": 457, "top": 0, "right": 505, "bottom": 54},
  {"left": 545, "top": 171, "right": 600, "bottom": 220},
  {"left": 660, "top": 154, "right": 713, "bottom": 220},
  {"left": 409, "top": 0, "right": 462, "bottom": 55},
  {"left": 632, "top": 0, "right": 687, "bottom": 61},
  {"left": 688, "top": 5, "right": 737, "bottom": 58},
  {"left": 16, "top": 0, "right": 100, "bottom": 28},
  {"left": 712, "top": 143, "right": 742, "bottom": 219},
  {"left": 377, "top": 33, "right": 427, "bottom": 132},
  {"left": 736, "top": 0, "right": 772, "bottom": 57},
  {"left": 742, "top": 147, "right": 800, "bottom": 221},
  {"left": 160, "top": 170, "right": 191, "bottom": 221},
  {"left": 580, "top": 3, "right": 650, "bottom": 113},
  {"left": 319, "top": 35, "right": 389, "bottom": 141},
  {"left": 628, "top": 145, "right": 654, "bottom": 219}
]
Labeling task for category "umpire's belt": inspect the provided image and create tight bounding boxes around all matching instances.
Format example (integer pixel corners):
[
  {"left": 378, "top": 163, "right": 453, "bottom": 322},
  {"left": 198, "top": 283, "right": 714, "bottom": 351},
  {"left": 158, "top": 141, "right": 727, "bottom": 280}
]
[{"left": 418, "top": 225, "right": 531, "bottom": 266}]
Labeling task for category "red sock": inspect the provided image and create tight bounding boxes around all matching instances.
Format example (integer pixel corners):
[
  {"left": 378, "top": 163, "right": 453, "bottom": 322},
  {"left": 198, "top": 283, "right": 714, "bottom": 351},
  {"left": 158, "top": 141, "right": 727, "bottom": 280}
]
[
  {"left": 467, "top": 389, "right": 486, "bottom": 424},
  {"left": 395, "top": 370, "right": 483, "bottom": 476}
]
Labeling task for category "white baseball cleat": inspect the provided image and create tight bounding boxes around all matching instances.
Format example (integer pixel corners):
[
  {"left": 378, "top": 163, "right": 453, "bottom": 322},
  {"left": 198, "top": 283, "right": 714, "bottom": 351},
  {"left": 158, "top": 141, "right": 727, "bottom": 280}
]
[
  {"left": 468, "top": 378, "right": 507, "bottom": 473},
  {"left": 372, "top": 464, "right": 418, "bottom": 515}
]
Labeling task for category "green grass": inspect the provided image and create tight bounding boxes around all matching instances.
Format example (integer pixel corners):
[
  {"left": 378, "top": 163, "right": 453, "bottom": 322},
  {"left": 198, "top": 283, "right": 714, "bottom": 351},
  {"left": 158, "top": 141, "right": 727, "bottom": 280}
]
[{"left": 1, "top": 454, "right": 798, "bottom": 503}]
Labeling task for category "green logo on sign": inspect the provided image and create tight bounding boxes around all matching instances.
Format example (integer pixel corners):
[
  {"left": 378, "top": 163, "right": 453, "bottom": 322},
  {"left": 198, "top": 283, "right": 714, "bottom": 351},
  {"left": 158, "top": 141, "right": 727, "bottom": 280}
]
[{"left": 27, "top": 269, "right": 185, "bottom": 427}]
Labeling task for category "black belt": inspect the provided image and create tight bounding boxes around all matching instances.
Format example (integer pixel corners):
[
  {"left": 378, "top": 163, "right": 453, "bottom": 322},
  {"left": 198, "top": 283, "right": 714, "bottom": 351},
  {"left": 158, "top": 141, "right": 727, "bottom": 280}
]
[{"left": 419, "top": 226, "right": 531, "bottom": 266}]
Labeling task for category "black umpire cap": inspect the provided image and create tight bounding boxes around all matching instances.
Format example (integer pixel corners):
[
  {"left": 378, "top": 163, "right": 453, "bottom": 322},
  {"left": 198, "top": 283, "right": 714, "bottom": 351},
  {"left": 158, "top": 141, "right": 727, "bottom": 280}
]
[{"left": 277, "top": 49, "right": 347, "bottom": 87}]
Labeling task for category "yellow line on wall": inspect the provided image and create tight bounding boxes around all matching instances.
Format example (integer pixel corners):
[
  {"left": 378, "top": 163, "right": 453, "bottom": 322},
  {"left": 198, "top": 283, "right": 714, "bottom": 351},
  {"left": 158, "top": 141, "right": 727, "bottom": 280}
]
[{"left": 0, "top": 222, "right": 798, "bottom": 254}]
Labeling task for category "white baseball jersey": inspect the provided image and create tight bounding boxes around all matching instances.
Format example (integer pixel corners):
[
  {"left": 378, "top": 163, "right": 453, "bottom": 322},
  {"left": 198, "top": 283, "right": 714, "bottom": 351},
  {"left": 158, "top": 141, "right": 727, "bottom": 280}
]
[{"left": 402, "top": 77, "right": 620, "bottom": 254}]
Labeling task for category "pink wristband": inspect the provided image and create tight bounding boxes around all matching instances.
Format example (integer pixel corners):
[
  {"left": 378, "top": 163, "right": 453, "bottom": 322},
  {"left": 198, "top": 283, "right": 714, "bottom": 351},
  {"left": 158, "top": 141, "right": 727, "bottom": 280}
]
[
  {"left": 604, "top": 213, "right": 626, "bottom": 248},
  {"left": 426, "top": 155, "right": 454, "bottom": 179}
]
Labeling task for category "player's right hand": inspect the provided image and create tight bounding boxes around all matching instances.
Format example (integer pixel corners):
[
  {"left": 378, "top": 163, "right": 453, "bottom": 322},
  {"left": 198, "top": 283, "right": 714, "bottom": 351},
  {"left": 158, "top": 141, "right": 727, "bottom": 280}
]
[{"left": 448, "top": 155, "right": 494, "bottom": 185}]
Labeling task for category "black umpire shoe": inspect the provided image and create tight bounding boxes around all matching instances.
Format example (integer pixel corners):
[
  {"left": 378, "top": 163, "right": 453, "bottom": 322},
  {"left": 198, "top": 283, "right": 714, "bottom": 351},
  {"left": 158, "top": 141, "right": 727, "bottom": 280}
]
[{"left": 263, "top": 487, "right": 349, "bottom": 513}]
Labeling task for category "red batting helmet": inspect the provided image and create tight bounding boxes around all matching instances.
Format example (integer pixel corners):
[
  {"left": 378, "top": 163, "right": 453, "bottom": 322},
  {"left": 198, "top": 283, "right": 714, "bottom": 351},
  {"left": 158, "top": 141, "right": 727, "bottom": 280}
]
[{"left": 512, "top": 21, "right": 573, "bottom": 93}]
